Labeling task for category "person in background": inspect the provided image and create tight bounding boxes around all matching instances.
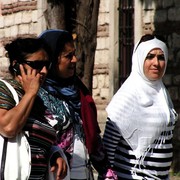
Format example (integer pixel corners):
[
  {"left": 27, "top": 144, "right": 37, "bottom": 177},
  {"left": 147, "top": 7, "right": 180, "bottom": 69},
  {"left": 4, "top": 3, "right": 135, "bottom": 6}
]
[
  {"left": 0, "top": 37, "right": 67, "bottom": 179},
  {"left": 102, "top": 34, "right": 178, "bottom": 179},
  {"left": 39, "top": 29, "right": 117, "bottom": 180}
]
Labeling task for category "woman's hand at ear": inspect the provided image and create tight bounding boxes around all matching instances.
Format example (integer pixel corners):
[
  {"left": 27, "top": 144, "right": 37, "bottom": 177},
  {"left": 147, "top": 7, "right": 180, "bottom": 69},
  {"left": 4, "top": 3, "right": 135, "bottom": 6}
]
[{"left": 17, "top": 64, "right": 41, "bottom": 96}]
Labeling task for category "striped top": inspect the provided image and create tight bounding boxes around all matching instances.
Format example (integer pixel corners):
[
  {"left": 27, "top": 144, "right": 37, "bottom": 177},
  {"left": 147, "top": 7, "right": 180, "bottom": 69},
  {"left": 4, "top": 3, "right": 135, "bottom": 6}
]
[
  {"left": 103, "top": 118, "right": 176, "bottom": 180},
  {"left": 0, "top": 79, "right": 57, "bottom": 179}
]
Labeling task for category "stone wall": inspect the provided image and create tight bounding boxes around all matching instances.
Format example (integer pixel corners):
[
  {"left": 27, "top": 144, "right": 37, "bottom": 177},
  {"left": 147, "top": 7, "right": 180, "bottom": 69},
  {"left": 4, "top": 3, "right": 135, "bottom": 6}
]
[
  {"left": 0, "top": 0, "right": 38, "bottom": 78},
  {"left": 94, "top": 0, "right": 110, "bottom": 132}
]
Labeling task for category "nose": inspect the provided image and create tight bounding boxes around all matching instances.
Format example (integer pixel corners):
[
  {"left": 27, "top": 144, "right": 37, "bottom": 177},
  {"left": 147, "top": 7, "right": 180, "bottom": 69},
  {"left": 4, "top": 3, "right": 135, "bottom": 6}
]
[
  {"left": 71, "top": 55, "right": 78, "bottom": 63},
  {"left": 40, "top": 66, "right": 48, "bottom": 74},
  {"left": 153, "top": 56, "right": 159, "bottom": 65}
]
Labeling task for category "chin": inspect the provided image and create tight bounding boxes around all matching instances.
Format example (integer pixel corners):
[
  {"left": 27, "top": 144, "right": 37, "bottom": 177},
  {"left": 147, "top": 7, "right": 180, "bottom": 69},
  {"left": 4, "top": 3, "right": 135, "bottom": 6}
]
[
  {"left": 149, "top": 77, "right": 161, "bottom": 81},
  {"left": 40, "top": 80, "right": 45, "bottom": 85},
  {"left": 60, "top": 75, "right": 74, "bottom": 79},
  {"left": 148, "top": 73, "right": 162, "bottom": 81}
]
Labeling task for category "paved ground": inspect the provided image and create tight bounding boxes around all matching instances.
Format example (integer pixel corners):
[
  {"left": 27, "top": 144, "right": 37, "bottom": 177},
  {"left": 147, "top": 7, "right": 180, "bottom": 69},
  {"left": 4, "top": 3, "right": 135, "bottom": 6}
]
[
  {"left": 93, "top": 175, "right": 180, "bottom": 180},
  {"left": 170, "top": 176, "right": 180, "bottom": 180}
]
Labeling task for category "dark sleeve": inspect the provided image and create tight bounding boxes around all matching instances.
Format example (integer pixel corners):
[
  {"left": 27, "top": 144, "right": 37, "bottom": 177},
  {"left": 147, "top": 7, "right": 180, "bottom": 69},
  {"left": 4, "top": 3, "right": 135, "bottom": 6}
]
[
  {"left": 89, "top": 133, "right": 109, "bottom": 176},
  {"left": 49, "top": 151, "right": 61, "bottom": 166},
  {"left": 90, "top": 118, "right": 121, "bottom": 179},
  {"left": 103, "top": 118, "right": 121, "bottom": 167}
]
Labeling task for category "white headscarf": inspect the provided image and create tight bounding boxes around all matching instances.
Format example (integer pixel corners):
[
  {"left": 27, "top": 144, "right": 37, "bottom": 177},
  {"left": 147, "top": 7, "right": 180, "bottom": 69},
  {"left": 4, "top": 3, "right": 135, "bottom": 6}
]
[
  {"left": 132, "top": 37, "right": 168, "bottom": 81},
  {"left": 106, "top": 37, "right": 175, "bottom": 161}
]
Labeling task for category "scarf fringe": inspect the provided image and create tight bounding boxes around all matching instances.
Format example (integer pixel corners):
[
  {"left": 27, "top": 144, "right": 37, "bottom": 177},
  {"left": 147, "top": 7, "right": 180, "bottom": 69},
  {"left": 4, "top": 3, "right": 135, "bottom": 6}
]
[
  {"left": 132, "top": 125, "right": 171, "bottom": 176},
  {"left": 132, "top": 147, "right": 161, "bottom": 180},
  {"left": 132, "top": 108, "right": 177, "bottom": 179}
]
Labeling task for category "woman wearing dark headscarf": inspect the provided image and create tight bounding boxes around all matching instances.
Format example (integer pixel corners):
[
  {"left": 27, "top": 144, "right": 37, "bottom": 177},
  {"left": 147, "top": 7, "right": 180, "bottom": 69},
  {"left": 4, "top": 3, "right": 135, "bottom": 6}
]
[
  {"left": 103, "top": 34, "right": 178, "bottom": 179},
  {"left": 38, "top": 29, "right": 117, "bottom": 179}
]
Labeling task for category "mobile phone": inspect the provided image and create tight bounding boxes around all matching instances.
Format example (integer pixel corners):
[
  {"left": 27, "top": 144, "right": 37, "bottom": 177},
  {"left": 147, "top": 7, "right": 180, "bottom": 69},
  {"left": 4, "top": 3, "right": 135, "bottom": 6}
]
[{"left": 13, "top": 62, "right": 21, "bottom": 75}]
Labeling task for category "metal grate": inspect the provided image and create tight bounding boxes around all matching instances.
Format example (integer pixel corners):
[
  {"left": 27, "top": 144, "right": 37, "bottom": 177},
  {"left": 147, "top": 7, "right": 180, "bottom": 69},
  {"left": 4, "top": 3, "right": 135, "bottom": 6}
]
[{"left": 118, "top": 0, "right": 134, "bottom": 86}]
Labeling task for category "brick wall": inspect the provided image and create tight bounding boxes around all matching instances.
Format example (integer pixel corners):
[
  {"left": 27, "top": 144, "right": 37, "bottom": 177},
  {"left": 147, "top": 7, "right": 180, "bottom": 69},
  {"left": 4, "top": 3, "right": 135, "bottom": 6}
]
[
  {"left": 93, "top": 0, "right": 110, "bottom": 132},
  {"left": 0, "top": 0, "right": 38, "bottom": 79}
]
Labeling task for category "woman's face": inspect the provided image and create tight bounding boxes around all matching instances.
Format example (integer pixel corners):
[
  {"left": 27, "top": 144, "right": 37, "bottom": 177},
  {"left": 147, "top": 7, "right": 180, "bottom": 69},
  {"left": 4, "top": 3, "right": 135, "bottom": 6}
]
[
  {"left": 56, "top": 42, "right": 77, "bottom": 79},
  {"left": 22, "top": 49, "right": 50, "bottom": 84},
  {"left": 143, "top": 48, "right": 166, "bottom": 80}
]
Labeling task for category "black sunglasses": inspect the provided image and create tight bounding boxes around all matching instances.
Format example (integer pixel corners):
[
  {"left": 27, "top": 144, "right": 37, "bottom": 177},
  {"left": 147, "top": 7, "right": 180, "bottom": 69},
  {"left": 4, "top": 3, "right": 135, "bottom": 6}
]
[{"left": 22, "top": 60, "right": 51, "bottom": 70}]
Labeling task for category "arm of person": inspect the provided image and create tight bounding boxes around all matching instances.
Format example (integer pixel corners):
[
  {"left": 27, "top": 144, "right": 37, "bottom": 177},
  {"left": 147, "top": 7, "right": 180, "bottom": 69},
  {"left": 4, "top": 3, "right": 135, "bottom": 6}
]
[
  {"left": 0, "top": 65, "right": 41, "bottom": 138},
  {"left": 103, "top": 118, "right": 121, "bottom": 167},
  {"left": 48, "top": 146, "right": 68, "bottom": 180},
  {"left": 50, "top": 157, "right": 67, "bottom": 180},
  {"left": 90, "top": 118, "right": 119, "bottom": 180}
]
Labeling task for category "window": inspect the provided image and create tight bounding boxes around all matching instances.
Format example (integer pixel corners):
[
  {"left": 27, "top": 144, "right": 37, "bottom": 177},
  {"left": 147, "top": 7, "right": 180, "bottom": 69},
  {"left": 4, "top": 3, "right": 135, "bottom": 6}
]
[{"left": 118, "top": 0, "right": 134, "bottom": 86}]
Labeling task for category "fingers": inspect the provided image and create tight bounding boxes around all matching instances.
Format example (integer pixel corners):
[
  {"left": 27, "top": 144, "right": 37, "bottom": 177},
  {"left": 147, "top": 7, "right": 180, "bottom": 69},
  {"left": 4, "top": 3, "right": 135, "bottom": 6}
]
[
  {"left": 19, "top": 64, "right": 38, "bottom": 77},
  {"left": 18, "top": 64, "right": 41, "bottom": 95},
  {"left": 50, "top": 158, "right": 67, "bottom": 180},
  {"left": 57, "top": 162, "right": 67, "bottom": 179},
  {"left": 50, "top": 165, "right": 67, "bottom": 180},
  {"left": 59, "top": 160, "right": 67, "bottom": 179},
  {"left": 19, "top": 64, "right": 24, "bottom": 76}
]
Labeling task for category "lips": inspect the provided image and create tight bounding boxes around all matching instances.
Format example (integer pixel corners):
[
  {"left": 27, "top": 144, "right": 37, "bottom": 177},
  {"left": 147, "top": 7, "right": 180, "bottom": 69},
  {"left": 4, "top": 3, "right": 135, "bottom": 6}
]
[
  {"left": 39, "top": 73, "right": 46, "bottom": 82},
  {"left": 150, "top": 69, "right": 159, "bottom": 72},
  {"left": 68, "top": 66, "right": 75, "bottom": 70}
]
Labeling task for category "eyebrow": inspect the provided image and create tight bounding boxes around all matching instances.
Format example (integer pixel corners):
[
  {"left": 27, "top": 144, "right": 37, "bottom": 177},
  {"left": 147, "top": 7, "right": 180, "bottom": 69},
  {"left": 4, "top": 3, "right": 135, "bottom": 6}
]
[{"left": 147, "top": 53, "right": 164, "bottom": 55}]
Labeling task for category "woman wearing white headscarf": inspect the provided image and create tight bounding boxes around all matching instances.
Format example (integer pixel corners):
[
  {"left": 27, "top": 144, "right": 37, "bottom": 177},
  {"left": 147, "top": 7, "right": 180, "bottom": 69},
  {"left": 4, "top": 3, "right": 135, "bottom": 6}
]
[{"left": 102, "top": 34, "right": 178, "bottom": 179}]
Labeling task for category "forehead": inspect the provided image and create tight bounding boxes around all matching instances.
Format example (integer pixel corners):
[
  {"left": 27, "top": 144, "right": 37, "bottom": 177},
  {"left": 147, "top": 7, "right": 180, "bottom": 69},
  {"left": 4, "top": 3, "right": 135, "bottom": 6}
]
[
  {"left": 63, "top": 42, "right": 75, "bottom": 51},
  {"left": 148, "top": 48, "right": 164, "bottom": 54},
  {"left": 26, "top": 49, "right": 49, "bottom": 60}
]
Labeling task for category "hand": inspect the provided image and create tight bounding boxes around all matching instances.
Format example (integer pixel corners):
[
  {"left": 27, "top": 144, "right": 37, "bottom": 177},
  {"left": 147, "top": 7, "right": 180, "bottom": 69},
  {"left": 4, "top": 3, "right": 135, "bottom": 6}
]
[
  {"left": 104, "top": 169, "right": 118, "bottom": 180},
  {"left": 17, "top": 64, "right": 41, "bottom": 95},
  {"left": 50, "top": 157, "right": 67, "bottom": 180}
]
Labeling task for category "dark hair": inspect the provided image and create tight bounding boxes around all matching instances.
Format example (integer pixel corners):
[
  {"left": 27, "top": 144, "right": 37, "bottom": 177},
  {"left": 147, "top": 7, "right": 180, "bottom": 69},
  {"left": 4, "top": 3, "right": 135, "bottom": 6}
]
[
  {"left": 54, "top": 31, "right": 74, "bottom": 62},
  {"left": 135, "top": 34, "right": 167, "bottom": 51},
  {"left": 5, "top": 37, "right": 51, "bottom": 75},
  {"left": 50, "top": 31, "right": 74, "bottom": 78}
]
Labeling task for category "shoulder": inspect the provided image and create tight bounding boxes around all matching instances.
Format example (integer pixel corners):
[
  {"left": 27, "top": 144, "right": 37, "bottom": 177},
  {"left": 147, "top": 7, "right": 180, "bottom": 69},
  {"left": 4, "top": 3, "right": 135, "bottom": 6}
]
[
  {"left": 0, "top": 79, "right": 17, "bottom": 109},
  {"left": 75, "top": 76, "right": 90, "bottom": 95},
  {"left": 0, "top": 79, "right": 12, "bottom": 94},
  {"left": 6, "top": 79, "right": 23, "bottom": 98}
]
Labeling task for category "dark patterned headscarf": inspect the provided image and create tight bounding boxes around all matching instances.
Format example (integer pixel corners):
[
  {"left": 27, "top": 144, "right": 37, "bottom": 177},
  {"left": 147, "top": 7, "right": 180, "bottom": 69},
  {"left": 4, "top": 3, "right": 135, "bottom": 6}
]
[{"left": 39, "top": 29, "right": 74, "bottom": 79}]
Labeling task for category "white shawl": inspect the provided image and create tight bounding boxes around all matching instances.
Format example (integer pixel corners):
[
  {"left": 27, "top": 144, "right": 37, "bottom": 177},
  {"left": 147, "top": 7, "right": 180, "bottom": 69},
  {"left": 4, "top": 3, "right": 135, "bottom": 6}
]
[{"left": 106, "top": 38, "right": 175, "bottom": 161}]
